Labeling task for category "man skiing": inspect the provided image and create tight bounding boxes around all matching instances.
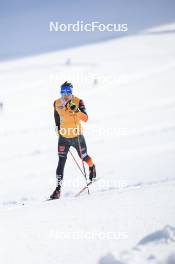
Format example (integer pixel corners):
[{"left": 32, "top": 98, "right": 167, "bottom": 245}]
[{"left": 50, "top": 81, "right": 96, "bottom": 199}]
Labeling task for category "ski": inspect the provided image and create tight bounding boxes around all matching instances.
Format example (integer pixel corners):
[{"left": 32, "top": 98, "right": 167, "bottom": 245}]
[
  {"left": 45, "top": 198, "right": 54, "bottom": 202},
  {"left": 46, "top": 178, "right": 100, "bottom": 201},
  {"left": 74, "top": 178, "right": 99, "bottom": 197}
]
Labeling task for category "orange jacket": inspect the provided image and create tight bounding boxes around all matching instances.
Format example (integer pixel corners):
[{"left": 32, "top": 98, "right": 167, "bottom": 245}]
[{"left": 54, "top": 95, "right": 88, "bottom": 138}]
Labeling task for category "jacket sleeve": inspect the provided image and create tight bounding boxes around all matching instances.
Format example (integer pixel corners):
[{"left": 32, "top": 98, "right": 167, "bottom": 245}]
[
  {"left": 54, "top": 101, "right": 60, "bottom": 129},
  {"left": 77, "top": 99, "right": 88, "bottom": 122}
]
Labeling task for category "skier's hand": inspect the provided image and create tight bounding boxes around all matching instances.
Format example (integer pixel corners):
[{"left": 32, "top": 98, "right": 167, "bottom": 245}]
[
  {"left": 69, "top": 101, "right": 79, "bottom": 112},
  {"left": 55, "top": 126, "right": 60, "bottom": 136}
]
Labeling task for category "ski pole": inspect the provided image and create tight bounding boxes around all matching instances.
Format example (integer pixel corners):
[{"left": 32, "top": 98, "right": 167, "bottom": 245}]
[{"left": 69, "top": 149, "right": 85, "bottom": 177}]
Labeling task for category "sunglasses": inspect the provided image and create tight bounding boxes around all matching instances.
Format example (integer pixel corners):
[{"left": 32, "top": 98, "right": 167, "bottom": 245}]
[{"left": 61, "top": 92, "right": 72, "bottom": 96}]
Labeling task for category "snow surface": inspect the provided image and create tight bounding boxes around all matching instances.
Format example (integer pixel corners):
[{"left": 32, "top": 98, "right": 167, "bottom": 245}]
[{"left": 0, "top": 22, "right": 175, "bottom": 263}]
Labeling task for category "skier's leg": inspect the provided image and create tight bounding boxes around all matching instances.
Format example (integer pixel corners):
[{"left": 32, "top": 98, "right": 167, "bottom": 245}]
[
  {"left": 56, "top": 135, "right": 70, "bottom": 186},
  {"left": 73, "top": 135, "right": 96, "bottom": 180},
  {"left": 50, "top": 136, "right": 70, "bottom": 199}
]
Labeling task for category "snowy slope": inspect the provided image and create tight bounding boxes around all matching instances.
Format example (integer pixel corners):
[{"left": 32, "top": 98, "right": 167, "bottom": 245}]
[{"left": 0, "top": 23, "right": 175, "bottom": 263}]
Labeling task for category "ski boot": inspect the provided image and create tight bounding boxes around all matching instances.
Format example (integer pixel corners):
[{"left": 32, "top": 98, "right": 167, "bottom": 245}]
[
  {"left": 50, "top": 185, "right": 61, "bottom": 200},
  {"left": 89, "top": 164, "right": 96, "bottom": 181}
]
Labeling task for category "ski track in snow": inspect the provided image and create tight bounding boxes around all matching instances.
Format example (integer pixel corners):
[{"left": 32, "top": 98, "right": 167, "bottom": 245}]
[{"left": 1, "top": 177, "right": 175, "bottom": 210}]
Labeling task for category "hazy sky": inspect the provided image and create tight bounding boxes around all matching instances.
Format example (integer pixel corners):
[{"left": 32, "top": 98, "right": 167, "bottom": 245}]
[{"left": 1, "top": 0, "right": 175, "bottom": 61}]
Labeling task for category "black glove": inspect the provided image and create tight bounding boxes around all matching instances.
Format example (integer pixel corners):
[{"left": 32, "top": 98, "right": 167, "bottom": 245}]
[{"left": 69, "top": 101, "right": 79, "bottom": 112}]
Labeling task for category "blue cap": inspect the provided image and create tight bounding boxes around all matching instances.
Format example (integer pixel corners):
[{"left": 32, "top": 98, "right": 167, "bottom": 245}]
[{"left": 60, "top": 82, "right": 73, "bottom": 96}]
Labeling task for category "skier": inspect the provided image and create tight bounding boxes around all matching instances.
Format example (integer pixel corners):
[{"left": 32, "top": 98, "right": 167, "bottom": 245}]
[{"left": 50, "top": 81, "right": 96, "bottom": 199}]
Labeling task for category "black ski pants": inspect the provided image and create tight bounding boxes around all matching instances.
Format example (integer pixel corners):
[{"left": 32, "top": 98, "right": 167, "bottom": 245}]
[{"left": 56, "top": 134, "right": 90, "bottom": 184}]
